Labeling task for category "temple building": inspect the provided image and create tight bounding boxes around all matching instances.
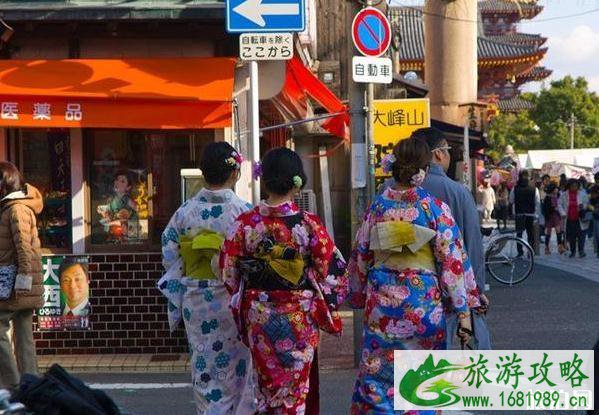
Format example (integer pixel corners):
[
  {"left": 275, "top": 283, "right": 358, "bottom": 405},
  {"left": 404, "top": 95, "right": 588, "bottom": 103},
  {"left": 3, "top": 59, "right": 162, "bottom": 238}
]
[{"left": 390, "top": 0, "right": 551, "bottom": 113}]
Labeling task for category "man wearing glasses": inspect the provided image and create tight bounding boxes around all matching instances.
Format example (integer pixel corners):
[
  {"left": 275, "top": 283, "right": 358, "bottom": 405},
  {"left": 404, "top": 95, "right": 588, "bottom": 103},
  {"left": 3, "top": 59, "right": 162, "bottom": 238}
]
[{"left": 379, "top": 127, "right": 491, "bottom": 349}]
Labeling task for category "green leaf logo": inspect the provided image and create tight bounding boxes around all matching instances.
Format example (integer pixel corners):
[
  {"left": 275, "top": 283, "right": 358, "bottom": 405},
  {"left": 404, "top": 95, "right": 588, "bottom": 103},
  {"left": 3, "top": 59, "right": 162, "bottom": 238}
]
[{"left": 399, "top": 354, "right": 464, "bottom": 408}]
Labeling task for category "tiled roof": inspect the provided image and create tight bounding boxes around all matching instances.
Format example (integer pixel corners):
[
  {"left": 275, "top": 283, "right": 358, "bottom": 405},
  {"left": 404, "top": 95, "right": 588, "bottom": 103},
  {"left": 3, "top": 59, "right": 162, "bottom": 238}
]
[
  {"left": 389, "top": 7, "right": 424, "bottom": 61},
  {"left": 479, "top": 0, "right": 543, "bottom": 16},
  {"left": 0, "top": 1, "right": 224, "bottom": 20},
  {"left": 390, "top": 7, "right": 543, "bottom": 62},
  {"left": 516, "top": 66, "right": 552, "bottom": 81},
  {"left": 498, "top": 97, "right": 534, "bottom": 112},
  {"left": 488, "top": 33, "right": 547, "bottom": 45}
]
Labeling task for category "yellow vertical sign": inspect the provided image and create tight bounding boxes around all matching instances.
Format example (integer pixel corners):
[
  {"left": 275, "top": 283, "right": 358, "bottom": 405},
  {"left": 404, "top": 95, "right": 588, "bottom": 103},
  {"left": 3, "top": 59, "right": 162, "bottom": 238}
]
[{"left": 373, "top": 98, "right": 430, "bottom": 182}]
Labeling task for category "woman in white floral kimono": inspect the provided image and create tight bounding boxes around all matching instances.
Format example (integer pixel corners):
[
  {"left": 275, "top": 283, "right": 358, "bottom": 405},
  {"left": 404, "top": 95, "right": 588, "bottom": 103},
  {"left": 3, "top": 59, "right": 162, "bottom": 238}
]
[{"left": 158, "top": 142, "right": 255, "bottom": 415}]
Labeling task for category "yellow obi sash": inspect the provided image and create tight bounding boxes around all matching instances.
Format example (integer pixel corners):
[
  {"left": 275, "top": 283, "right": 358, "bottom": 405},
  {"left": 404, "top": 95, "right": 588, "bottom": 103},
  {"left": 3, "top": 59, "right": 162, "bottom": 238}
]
[
  {"left": 255, "top": 244, "right": 305, "bottom": 286},
  {"left": 369, "top": 221, "right": 436, "bottom": 272},
  {"left": 179, "top": 230, "right": 225, "bottom": 280}
]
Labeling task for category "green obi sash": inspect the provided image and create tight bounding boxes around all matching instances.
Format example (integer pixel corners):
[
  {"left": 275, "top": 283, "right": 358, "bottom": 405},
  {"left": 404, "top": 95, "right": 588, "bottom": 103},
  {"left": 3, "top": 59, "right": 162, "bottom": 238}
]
[
  {"left": 369, "top": 221, "right": 436, "bottom": 272},
  {"left": 179, "top": 230, "right": 225, "bottom": 280},
  {"left": 255, "top": 244, "right": 305, "bottom": 286}
]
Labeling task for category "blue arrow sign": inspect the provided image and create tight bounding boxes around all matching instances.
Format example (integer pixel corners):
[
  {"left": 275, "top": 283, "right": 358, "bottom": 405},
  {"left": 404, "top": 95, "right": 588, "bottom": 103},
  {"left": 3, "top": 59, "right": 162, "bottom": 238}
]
[{"left": 226, "top": 0, "right": 305, "bottom": 33}]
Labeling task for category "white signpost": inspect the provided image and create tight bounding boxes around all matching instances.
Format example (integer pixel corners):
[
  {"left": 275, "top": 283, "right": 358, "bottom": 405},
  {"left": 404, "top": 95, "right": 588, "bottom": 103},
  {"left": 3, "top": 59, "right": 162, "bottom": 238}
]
[
  {"left": 227, "top": 0, "right": 305, "bottom": 204},
  {"left": 352, "top": 56, "right": 393, "bottom": 84},
  {"left": 239, "top": 33, "right": 294, "bottom": 61}
]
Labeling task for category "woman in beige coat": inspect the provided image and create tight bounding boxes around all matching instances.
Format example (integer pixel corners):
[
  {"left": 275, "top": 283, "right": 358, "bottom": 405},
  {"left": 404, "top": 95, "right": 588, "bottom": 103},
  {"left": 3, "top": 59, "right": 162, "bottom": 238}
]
[{"left": 0, "top": 161, "right": 43, "bottom": 389}]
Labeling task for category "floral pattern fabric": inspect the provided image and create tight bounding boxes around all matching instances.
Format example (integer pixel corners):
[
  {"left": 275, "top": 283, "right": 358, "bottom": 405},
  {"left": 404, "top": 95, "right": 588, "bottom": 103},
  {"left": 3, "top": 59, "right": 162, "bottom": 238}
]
[
  {"left": 220, "top": 201, "right": 348, "bottom": 414},
  {"left": 159, "top": 188, "right": 255, "bottom": 415},
  {"left": 347, "top": 187, "right": 479, "bottom": 414}
]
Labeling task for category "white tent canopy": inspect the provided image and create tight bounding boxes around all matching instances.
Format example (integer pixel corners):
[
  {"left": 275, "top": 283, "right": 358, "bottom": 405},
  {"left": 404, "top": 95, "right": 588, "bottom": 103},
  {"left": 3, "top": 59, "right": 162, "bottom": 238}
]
[
  {"left": 518, "top": 148, "right": 599, "bottom": 170},
  {"left": 541, "top": 162, "right": 594, "bottom": 181}
]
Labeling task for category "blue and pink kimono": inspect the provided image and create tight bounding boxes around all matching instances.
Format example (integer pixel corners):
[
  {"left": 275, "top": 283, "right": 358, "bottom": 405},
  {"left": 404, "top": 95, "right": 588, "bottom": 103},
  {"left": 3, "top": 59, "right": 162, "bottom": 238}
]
[{"left": 347, "top": 187, "right": 480, "bottom": 414}]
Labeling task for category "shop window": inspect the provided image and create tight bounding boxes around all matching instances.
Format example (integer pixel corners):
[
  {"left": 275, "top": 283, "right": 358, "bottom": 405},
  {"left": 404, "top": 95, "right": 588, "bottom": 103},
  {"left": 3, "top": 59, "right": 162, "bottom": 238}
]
[
  {"left": 86, "top": 130, "right": 212, "bottom": 251},
  {"left": 16, "top": 129, "right": 72, "bottom": 251}
]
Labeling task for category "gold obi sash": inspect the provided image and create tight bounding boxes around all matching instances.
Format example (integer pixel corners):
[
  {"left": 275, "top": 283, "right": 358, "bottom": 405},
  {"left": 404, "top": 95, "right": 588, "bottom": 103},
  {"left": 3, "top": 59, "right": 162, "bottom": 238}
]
[
  {"left": 179, "top": 230, "right": 225, "bottom": 280},
  {"left": 255, "top": 244, "right": 305, "bottom": 286},
  {"left": 369, "top": 221, "right": 436, "bottom": 272}
]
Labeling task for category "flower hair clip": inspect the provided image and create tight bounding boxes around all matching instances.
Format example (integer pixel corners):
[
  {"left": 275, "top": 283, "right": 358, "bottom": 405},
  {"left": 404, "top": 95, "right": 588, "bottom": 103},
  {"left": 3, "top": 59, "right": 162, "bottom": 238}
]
[
  {"left": 292, "top": 175, "right": 303, "bottom": 188},
  {"left": 252, "top": 161, "right": 262, "bottom": 180},
  {"left": 381, "top": 153, "right": 396, "bottom": 174},
  {"left": 410, "top": 169, "right": 427, "bottom": 187},
  {"left": 225, "top": 150, "right": 244, "bottom": 170}
]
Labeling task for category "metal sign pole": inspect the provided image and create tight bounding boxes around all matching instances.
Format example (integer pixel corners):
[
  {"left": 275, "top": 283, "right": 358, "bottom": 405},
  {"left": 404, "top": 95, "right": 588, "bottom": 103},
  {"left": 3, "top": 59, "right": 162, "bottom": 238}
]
[
  {"left": 366, "top": 82, "right": 376, "bottom": 200},
  {"left": 249, "top": 60, "right": 261, "bottom": 205}
]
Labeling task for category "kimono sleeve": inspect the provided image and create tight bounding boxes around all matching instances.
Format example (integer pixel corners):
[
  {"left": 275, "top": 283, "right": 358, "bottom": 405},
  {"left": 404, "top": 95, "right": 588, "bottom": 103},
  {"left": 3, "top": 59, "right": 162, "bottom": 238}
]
[
  {"left": 161, "top": 209, "right": 182, "bottom": 272},
  {"left": 305, "top": 213, "right": 349, "bottom": 311},
  {"left": 432, "top": 201, "right": 470, "bottom": 317},
  {"left": 346, "top": 210, "right": 375, "bottom": 309},
  {"left": 219, "top": 217, "right": 246, "bottom": 296}
]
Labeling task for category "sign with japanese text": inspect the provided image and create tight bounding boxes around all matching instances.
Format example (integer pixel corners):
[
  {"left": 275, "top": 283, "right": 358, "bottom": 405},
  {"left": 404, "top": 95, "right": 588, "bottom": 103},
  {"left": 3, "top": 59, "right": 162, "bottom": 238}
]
[
  {"left": 239, "top": 33, "right": 294, "bottom": 61},
  {"left": 352, "top": 56, "right": 392, "bottom": 84},
  {"left": 394, "top": 351, "right": 594, "bottom": 411},
  {"left": 38, "top": 256, "right": 91, "bottom": 331},
  {"left": 0, "top": 100, "right": 83, "bottom": 127},
  {"left": 0, "top": 97, "right": 230, "bottom": 129},
  {"left": 373, "top": 98, "right": 430, "bottom": 183}
]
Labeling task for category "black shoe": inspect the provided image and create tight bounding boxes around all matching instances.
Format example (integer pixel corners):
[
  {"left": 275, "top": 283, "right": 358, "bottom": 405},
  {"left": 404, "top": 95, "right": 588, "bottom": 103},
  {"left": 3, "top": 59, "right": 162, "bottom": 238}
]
[
  {"left": 580, "top": 252, "right": 587, "bottom": 258},
  {"left": 569, "top": 252, "right": 576, "bottom": 258}
]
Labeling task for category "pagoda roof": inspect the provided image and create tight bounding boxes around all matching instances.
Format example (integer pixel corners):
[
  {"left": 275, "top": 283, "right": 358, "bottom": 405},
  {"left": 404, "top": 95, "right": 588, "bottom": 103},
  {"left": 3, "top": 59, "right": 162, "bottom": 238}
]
[
  {"left": 479, "top": 0, "right": 543, "bottom": 18},
  {"left": 488, "top": 33, "right": 547, "bottom": 45},
  {"left": 498, "top": 97, "right": 534, "bottom": 112},
  {"left": 390, "top": 7, "right": 547, "bottom": 70},
  {"left": 516, "top": 66, "right": 553, "bottom": 81}
]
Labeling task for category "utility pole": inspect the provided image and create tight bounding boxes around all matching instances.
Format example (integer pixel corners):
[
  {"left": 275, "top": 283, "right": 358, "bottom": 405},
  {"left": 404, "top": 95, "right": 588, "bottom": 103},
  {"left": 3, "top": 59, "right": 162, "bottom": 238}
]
[
  {"left": 349, "top": 0, "right": 366, "bottom": 368},
  {"left": 569, "top": 112, "right": 576, "bottom": 150}
]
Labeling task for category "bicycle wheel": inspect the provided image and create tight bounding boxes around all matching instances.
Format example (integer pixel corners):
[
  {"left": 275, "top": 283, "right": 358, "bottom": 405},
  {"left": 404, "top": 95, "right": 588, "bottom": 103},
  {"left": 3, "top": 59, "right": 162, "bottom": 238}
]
[{"left": 485, "top": 235, "right": 534, "bottom": 285}]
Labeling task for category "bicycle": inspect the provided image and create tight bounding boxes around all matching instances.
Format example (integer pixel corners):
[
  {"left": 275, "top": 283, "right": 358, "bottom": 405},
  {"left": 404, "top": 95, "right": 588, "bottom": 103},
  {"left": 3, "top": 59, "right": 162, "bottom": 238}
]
[{"left": 482, "top": 227, "right": 535, "bottom": 285}]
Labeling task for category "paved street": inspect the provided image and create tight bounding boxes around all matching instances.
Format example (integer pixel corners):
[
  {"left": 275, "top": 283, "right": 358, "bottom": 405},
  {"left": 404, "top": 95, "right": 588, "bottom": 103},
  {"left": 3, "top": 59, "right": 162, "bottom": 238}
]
[{"left": 76, "top": 263, "right": 598, "bottom": 415}]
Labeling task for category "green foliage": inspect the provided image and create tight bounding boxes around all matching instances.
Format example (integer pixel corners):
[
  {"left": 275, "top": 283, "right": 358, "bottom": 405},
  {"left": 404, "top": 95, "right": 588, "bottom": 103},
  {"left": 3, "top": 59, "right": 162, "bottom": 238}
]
[{"left": 488, "top": 76, "right": 599, "bottom": 158}]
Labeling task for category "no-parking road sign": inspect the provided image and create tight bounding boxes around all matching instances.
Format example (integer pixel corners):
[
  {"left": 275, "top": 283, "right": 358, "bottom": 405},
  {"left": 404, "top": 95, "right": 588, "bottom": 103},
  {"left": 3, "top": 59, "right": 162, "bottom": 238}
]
[{"left": 351, "top": 7, "right": 392, "bottom": 57}]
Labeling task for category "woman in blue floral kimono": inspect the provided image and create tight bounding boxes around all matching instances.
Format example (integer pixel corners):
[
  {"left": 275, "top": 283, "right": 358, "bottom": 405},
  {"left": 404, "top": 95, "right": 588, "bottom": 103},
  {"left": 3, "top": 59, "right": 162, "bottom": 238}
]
[
  {"left": 347, "top": 138, "right": 478, "bottom": 414},
  {"left": 220, "top": 148, "right": 348, "bottom": 414},
  {"left": 159, "top": 142, "right": 255, "bottom": 415}
]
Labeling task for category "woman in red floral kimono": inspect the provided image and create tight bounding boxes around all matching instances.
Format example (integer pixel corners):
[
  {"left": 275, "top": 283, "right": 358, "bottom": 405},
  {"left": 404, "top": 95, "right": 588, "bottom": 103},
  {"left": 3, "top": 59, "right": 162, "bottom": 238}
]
[{"left": 220, "top": 148, "right": 348, "bottom": 414}]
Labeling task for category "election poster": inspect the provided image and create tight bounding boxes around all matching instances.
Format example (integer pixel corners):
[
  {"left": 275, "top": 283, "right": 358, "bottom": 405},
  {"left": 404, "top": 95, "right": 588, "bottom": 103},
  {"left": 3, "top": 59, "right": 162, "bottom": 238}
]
[{"left": 38, "top": 256, "right": 91, "bottom": 331}]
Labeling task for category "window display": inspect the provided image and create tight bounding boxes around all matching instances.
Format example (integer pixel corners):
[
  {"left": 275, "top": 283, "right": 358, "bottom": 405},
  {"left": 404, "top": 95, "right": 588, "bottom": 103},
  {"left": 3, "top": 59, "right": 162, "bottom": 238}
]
[
  {"left": 89, "top": 131, "right": 149, "bottom": 246},
  {"left": 87, "top": 130, "right": 212, "bottom": 250}
]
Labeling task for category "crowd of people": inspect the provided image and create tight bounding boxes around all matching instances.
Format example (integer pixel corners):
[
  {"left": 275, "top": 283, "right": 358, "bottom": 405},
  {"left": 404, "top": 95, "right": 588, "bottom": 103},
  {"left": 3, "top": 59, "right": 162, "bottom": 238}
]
[
  {"left": 477, "top": 167, "right": 599, "bottom": 259},
  {"left": 1, "top": 127, "right": 597, "bottom": 414}
]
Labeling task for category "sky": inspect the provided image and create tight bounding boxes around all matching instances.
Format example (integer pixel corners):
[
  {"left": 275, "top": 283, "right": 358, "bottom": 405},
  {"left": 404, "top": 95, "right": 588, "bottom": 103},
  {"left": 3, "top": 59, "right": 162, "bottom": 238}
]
[{"left": 389, "top": 0, "right": 599, "bottom": 93}]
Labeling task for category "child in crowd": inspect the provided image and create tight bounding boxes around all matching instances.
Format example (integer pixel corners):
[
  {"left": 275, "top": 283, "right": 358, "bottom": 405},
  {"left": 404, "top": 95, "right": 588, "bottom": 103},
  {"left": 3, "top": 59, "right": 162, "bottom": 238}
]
[
  {"left": 220, "top": 147, "right": 348, "bottom": 414},
  {"left": 159, "top": 142, "right": 255, "bottom": 415}
]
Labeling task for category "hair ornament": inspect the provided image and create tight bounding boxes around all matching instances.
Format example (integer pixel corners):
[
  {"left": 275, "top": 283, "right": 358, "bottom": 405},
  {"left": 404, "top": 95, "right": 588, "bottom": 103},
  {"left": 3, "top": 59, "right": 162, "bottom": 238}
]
[
  {"left": 410, "top": 169, "right": 427, "bottom": 187},
  {"left": 381, "top": 153, "right": 396, "bottom": 174},
  {"left": 292, "top": 175, "right": 303, "bottom": 188},
  {"left": 225, "top": 150, "right": 243, "bottom": 170},
  {"left": 252, "top": 161, "right": 262, "bottom": 180}
]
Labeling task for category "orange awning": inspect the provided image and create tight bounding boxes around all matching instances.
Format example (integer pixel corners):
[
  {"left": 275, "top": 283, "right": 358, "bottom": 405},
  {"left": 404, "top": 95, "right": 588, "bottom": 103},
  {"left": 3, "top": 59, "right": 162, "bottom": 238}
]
[{"left": 0, "top": 58, "right": 236, "bottom": 129}]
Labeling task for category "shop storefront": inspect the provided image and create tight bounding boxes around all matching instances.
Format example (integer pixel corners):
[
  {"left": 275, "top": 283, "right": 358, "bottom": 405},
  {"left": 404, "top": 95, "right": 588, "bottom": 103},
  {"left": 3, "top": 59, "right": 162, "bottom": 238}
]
[{"left": 0, "top": 57, "right": 237, "bottom": 355}]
